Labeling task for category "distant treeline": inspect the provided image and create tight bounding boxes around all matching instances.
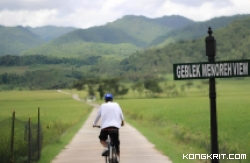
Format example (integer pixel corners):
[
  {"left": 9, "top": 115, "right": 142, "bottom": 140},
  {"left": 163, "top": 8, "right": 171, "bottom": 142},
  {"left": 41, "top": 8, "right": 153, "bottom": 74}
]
[
  {"left": 0, "top": 69, "right": 87, "bottom": 90},
  {"left": 0, "top": 55, "right": 101, "bottom": 66}
]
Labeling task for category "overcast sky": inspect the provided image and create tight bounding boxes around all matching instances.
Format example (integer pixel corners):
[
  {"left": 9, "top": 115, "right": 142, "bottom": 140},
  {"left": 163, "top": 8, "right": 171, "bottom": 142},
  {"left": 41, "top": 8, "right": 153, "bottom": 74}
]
[{"left": 0, "top": 0, "right": 249, "bottom": 29}]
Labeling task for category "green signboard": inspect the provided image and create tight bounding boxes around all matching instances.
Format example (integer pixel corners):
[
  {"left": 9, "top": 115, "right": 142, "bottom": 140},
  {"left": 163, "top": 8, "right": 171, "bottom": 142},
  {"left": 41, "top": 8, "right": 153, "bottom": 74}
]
[{"left": 173, "top": 60, "right": 250, "bottom": 80}]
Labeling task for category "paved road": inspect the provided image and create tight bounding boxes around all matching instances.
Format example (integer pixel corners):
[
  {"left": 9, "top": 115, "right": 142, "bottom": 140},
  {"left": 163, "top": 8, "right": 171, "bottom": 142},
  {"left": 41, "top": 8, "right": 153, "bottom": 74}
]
[{"left": 51, "top": 101, "right": 172, "bottom": 163}]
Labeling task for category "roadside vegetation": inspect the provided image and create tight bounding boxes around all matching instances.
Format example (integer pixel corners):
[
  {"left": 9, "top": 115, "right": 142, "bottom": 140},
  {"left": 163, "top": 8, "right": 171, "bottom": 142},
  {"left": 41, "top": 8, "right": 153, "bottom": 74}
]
[
  {"left": 116, "top": 79, "right": 250, "bottom": 163},
  {"left": 0, "top": 90, "right": 92, "bottom": 163}
]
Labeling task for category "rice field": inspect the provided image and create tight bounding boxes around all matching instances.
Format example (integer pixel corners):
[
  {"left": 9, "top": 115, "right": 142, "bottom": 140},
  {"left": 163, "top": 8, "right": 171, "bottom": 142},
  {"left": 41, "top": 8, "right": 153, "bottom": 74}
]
[
  {"left": 0, "top": 90, "right": 92, "bottom": 163},
  {"left": 116, "top": 78, "right": 250, "bottom": 163},
  {"left": 0, "top": 77, "right": 250, "bottom": 163}
]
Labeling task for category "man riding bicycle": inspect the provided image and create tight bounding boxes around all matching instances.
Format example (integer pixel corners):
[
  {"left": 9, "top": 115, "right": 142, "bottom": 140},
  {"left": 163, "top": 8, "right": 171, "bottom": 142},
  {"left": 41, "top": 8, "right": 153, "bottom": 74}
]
[{"left": 93, "top": 93, "right": 125, "bottom": 156}]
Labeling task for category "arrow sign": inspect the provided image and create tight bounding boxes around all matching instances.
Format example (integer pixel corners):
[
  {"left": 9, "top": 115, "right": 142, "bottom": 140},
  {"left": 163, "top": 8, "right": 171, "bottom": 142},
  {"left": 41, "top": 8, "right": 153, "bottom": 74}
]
[{"left": 173, "top": 60, "right": 250, "bottom": 80}]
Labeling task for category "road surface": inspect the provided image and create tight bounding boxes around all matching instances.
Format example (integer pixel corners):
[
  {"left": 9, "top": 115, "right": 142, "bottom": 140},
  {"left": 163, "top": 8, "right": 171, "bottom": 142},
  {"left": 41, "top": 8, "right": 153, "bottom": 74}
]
[{"left": 52, "top": 93, "right": 172, "bottom": 163}]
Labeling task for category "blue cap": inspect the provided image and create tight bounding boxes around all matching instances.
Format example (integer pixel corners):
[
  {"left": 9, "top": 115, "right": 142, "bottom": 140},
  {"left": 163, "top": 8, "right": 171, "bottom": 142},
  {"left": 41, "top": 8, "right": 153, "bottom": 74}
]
[{"left": 104, "top": 93, "right": 113, "bottom": 100}]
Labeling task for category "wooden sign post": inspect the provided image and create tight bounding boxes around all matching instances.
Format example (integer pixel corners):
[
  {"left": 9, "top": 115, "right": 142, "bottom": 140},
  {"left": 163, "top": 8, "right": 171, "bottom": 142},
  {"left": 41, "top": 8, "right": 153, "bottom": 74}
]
[{"left": 173, "top": 27, "right": 250, "bottom": 163}]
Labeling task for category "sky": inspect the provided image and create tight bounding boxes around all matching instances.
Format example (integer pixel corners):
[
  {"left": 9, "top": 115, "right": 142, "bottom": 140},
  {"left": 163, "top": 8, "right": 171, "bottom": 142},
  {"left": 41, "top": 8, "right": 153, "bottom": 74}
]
[{"left": 0, "top": 0, "right": 250, "bottom": 29}]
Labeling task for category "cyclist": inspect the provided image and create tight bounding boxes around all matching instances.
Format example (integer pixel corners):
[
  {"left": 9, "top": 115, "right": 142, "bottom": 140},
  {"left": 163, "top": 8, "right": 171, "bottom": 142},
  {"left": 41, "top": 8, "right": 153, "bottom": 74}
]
[{"left": 93, "top": 93, "right": 125, "bottom": 156}]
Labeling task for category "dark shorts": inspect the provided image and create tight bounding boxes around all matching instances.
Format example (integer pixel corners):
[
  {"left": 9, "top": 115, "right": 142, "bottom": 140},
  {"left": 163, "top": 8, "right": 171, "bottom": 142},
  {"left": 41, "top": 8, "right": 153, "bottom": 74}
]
[{"left": 99, "top": 127, "right": 120, "bottom": 153}]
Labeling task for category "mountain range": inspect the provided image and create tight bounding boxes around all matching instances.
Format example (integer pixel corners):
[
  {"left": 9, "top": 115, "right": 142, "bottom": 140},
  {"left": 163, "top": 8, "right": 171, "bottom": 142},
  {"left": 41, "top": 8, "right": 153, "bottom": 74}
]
[
  {"left": 1, "top": 14, "right": 250, "bottom": 89},
  {"left": 0, "top": 14, "right": 248, "bottom": 58},
  {"left": 0, "top": 15, "right": 195, "bottom": 56},
  {"left": 118, "top": 15, "right": 250, "bottom": 79}
]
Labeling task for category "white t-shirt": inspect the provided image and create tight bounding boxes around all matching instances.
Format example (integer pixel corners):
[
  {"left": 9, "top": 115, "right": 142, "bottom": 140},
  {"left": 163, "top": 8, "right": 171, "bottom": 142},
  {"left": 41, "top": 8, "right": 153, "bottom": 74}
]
[{"left": 93, "top": 101, "right": 124, "bottom": 129}]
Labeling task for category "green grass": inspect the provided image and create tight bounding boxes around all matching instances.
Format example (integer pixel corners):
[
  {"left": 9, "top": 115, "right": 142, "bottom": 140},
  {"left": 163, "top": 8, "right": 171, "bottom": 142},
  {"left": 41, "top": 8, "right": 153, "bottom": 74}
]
[
  {"left": 0, "top": 90, "right": 92, "bottom": 163},
  {"left": 1, "top": 78, "right": 250, "bottom": 163},
  {"left": 116, "top": 79, "right": 250, "bottom": 163}
]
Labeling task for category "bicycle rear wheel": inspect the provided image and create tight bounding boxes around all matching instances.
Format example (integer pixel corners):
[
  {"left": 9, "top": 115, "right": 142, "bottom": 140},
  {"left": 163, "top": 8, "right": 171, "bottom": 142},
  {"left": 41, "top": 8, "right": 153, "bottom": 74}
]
[
  {"left": 109, "top": 147, "right": 119, "bottom": 163},
  {"left": 105, "top": 156, "right": 109, "bottom": 163}
]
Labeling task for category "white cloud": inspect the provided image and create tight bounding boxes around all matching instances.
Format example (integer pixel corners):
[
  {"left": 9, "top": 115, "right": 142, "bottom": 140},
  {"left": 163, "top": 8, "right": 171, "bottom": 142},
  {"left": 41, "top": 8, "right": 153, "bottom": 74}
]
[
  {"left": 170, "top": 0, "right": 231, "bottom": 7},
  {"left": 0, "top": 0, "right": 249, "bottom": 28},
  {"left": 155, "top": 0, "right": 248, "bottom": 21},
  {"left": 229, "top": 0, "right": 250, "bottom": 15},
  {"left": 0, "top": 9, "right": 58, "bottom": 27}
]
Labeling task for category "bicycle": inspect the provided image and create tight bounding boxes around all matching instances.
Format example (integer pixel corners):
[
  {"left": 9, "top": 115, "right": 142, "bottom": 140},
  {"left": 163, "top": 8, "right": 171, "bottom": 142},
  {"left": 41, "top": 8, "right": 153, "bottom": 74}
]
[{"left": 94, "top": 126, "right": 119, "bottom": 163}]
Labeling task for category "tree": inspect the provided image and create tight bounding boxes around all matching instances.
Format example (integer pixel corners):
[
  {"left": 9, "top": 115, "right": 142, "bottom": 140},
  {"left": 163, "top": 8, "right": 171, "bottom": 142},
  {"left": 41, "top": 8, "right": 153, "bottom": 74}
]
[
  {"left": 144, "top": 78, "right": 162, "bottom": 97},
  {"left": 87, "top": 84, "right": 95, "bottom": 96},
  {"left": 1, "top": 73, "right": 9, "bottom": 84},
  {"left": 131, "top": 81, "right": 144, "bottom": 96},
  {"left": 115, "top": 85, "right": 129, "bottom": 98},
  {"left": 97, "top": 84, "right": 104, "bottom": 99}
]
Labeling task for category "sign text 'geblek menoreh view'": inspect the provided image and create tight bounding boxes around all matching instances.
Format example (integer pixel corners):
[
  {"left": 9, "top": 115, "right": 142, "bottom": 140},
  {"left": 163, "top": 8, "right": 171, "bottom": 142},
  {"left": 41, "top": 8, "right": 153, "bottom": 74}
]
[{"left": 173, "top": 60, "right": 250, "bottom": 80}]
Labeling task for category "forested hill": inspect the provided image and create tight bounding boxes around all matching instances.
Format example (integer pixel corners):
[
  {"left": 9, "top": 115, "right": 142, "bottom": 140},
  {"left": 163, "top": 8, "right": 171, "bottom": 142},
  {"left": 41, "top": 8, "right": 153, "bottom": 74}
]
[
  {"left": 106, "top": 15, "right": 194, "bottom": 45},
  {"left": 27, "top": 26, "right": 77, "bottom": 42},
  {"left": 21, "top": 15, "right": 194, "bottom": 58},
  {"left": 0, "top": 26, "right": 44, "bottom": 56},
  {"left": 150, "top": 14, "right": 250, "bottom": 47},
  {"left": 56, "top": 15, "right": 194, "bottom": 47},
  {"left": 118, "top": 16, "right": 250, "bottom": 78},
  {"left": 53, "top": 26, "right": 146, "bottom": 46}
]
